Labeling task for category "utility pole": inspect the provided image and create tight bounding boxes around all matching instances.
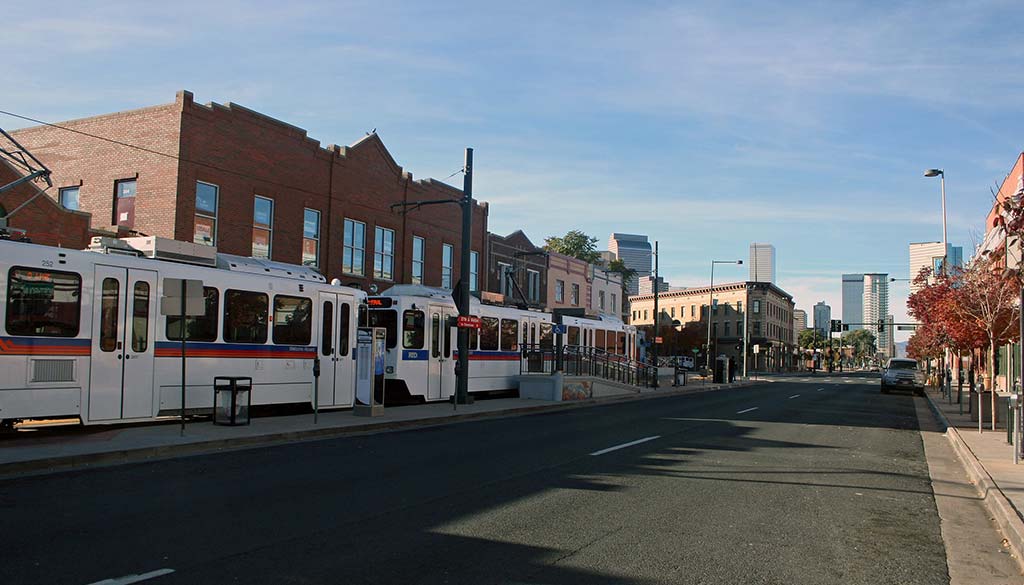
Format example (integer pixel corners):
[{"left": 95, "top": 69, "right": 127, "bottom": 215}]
[
  {"left": 652, "top": 241, "right": 659, "bottom": 387},
  {"left": 455, "top": 148, "right": 474, "bottom": 405}
]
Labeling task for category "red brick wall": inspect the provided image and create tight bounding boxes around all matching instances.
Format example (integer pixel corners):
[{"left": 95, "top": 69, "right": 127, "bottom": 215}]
[
  {"left": 0, "top": 161, "right": 92, "bottom": 248},
  {"left": 10, "top": 96, "right": 183, "bottom": 239},
  {"left": 12, "top": 90, "right": 489, "bottom": 290}
]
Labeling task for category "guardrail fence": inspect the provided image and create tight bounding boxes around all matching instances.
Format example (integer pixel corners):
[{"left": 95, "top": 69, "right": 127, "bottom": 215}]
[{"left": 519, "top": 344, "right": 657, "bottom": 388}]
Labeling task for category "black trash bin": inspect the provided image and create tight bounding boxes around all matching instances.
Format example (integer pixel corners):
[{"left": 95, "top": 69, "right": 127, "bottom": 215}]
[{"left": 214, "top": 376, "right": 253, "bottom": 426}]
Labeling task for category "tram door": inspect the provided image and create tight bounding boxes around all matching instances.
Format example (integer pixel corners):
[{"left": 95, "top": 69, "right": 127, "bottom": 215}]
[
  {"left": 427, "top": 306, "right": 456, "bottom": 401},
  {"left": 317, "top": 293, "right": 355, "bottom": 407},
  {"left": 88, "top": 266, "right": 157, "bottom": 421}
]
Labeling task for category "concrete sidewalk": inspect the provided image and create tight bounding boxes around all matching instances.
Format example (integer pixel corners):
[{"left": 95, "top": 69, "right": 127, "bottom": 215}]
[
  {"left": 0, "top": 376, "right": 759, "bottom": 478},
  {"left": 925, "top": 385, "right": 1024, "bottom": 570}
]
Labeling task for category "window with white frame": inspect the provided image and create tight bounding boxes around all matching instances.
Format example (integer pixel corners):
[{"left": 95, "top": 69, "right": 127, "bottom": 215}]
[
  {"left": 571, "top": 283, "right": 580, "bottom": 306},
  {"left": 343, "top": 219, "right": 365, "bottom": 276},
  {"left": 374, "top": 226, "right": 395, "bottom": 280},
  {"left": 59, "top": 186, "right": 80, "bottom": 210},
  {"left": 611, "top": 293, "right": 617, "bottom": 313},
  {"left": 599, "top": 290, "right": 606, "bottom": 311},
  {"left": 302, "top": 209, "right": 320, "bottom": 266},
  {"left": 252, "top": 196, "right": 273, "bottom": 259},
  {"left": 498, "top": 262, "right": 512, "bottom": 295},
  {"left": 194, "top": 181, "right": 218, "bottom": 246},
  {"left": 555, "top": 280, "right": 565, "bottom": 303},
  {"left": 411, "top": 236, "right": 425, "bottom": 284},
  {"left": 442, "top": 243, "right": 454, "bottom": 289},
  {"left": 470, "top": 251, "right": 479, "bottom": 292},
  {"left": 527, "top": 269, "right": 540, "bottom": 302}
]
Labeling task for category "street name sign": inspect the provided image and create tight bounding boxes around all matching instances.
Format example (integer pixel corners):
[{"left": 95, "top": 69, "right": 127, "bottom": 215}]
[{"left": 456, "top": 315, "right": 482, "bottom": 329}]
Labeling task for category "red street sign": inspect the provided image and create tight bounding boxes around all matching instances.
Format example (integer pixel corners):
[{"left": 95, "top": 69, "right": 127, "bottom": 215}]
[
  {"left": 654, "top": 336, "right": 664, "bottom": 344},
  {"left": 457, "top": 315, "right": 482, "bottom": 329}
]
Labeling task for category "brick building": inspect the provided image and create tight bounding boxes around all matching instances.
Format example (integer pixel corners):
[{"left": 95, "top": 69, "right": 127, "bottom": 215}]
[
  {"left": 485, "top": 230, "right": 547, "bottom": 308},
  {"left": 0, "top": 159, "right": 92, "bottom": 248},
  {"left": 629, "top": 281, "right": 796, "bottom": 371},
  {"left": 11, "top": 91, "right": 489, "bottom": 292},
  {"left": 544, "top": 251, "right": 623, "bottom": 318}
]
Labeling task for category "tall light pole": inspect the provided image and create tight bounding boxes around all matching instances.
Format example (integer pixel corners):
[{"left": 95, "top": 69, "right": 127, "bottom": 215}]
[
  {"left": 925, "top": 168, "right": 949, "bottom": 376},
  {"left": 706, "top": 259, "right": 743, "bottom": 376}
]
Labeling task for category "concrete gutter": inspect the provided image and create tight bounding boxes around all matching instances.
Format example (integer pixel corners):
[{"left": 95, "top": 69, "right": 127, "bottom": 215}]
[
  {"left": 924, "top": 392, "right": 1024, "bottom": 572},
  {"left": 0, "top": 378, "right": 761, "bottom": 479}
]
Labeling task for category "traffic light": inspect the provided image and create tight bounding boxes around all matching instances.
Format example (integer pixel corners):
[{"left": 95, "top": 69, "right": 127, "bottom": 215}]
[
  {"left": 877, "top": 319, "right": 884, "bottom": 333},
  {"left": 830, "top": 319, "right": 842, "bottom": 333}
]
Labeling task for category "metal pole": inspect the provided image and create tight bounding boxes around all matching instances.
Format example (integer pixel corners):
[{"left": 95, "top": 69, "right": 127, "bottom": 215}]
[
  {"left": 455, "top": 147, "right": 473, "bottom": 405},
  {"left": 313, "top": 357, "right": 320, "bottom": 424},
  {"left": 940, "top": 172, "right": 948, "bottom": 266},
  {"left": 652, "top": 241, "right": 659, "bottom": 388},
  {"left": 180, "top": 279, "right": 187, "bottom": 436},
  {"left": 743, "top": 285, "right": 749, "bottom": 378},
  {"left": 706, "top": 262, "right": 714, "bottom": 376}
]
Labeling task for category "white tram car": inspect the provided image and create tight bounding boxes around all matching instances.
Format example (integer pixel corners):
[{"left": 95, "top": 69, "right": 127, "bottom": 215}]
[
  {"left": 367, "top": 285, "right": 639, "bottom": 402},
  {"left": 0, "top": 237, "right": 364, "bottom": 427}
]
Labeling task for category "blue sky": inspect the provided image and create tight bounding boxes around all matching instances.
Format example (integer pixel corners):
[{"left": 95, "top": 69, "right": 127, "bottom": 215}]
[{"left": 5, "top": 0, "right": 1024, "bottom": 342}]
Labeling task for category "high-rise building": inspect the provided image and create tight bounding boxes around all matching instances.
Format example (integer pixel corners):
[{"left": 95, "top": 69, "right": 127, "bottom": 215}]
[
  {"left": 608, "top": 233, "right": 652, "bottom": 295},
  {"left": 813, "top": 301, "right": 831, "bottom": 338},
  {"left": 793, "top": 309, "right": 808, "bottom": 339},
  {"left": 863, "top": 273, "right": 890, "bottom": 357},
  {"left": 909, "top": 242, "right": 964, "bottom": 293},
  {"left": 637, "top": 275, "right": 670, "bottom": 295},
  {"left": 841, "top": 274, "right": 864, "bottom": 330},
  {"left": 749, "top": 243, "right": 776, "bottom": 283}
]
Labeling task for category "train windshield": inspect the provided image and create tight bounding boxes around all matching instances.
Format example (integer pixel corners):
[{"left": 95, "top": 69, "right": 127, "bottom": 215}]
[{"left": 368, "top": 308, "right": 398, "bottom": 349}]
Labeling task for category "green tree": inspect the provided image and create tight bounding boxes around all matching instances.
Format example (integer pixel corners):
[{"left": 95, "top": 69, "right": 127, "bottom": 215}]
[
  {"left": 798, "top": 328, "right": 825, "bottom": 349},
  {"left": 544, "top": 230, "right": 601, "bottom": 263},
  {"left": 606, "top": 258, "right": 637, "bottom": 303},
  {"left": 841, "top": 329, "right": 877, "bottom": 359}
]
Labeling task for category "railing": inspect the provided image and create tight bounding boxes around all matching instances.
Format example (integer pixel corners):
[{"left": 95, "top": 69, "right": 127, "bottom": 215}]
[{"left": 519, "top": 344, "right": 657, "bottom": 388}]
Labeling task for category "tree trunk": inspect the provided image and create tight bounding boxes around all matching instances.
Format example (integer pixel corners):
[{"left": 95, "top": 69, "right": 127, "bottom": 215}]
[{"left": 990, "top": 338, "right": 997, "bottom": 431}]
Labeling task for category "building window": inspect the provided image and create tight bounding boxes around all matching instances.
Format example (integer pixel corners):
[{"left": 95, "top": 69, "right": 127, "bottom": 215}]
[
  {"left": 713, "top": 322, "right": 718, "bottom": 338},
  {"left": 374, "top": 226, "right": 395, "bottom": 280},
  {"left": 669, "top": 306, "right": 674, "bottom": 317},
  {"left": 691, "top": 305, "right": 695, "bottom": 317},
  {"left": 302, "top": 209, "right": 320, "bottom": 267},
  {"left": 59, "top": 186, "right": 80, "bottom": 211},
  {"left": 753, "top": 300, "right": 761, "bottom": 314},
  {"left": 194, "top": 181, "right": 218, "bottom": 246},
  {"left": 527, "top": 269, "right": 540, "bottom": 302},
  {"left": 724, "top": 321, "right": 731, "bottom": 337},
  {"left": 498, "top": 262, "right": 512, "bottom": 295},
  {"left": 737, "top": 301, "right": 743, "bottom": 313},
  {"left": 599, "top": 290, "right": 606, "bottom": 311},
  {"left": 470, "top": 251, "right": 479, "bottom": 292},
  {"left": 753, "top": 321, "right": 761, "bottom": 335},
  {"left": 571, "top": 283, "right": 579, "bottom": 306},
  {"left": 611, "top": 293, "right": 617, "bottom": 313},
  {"left": 411, "top": 236, "right": 425, "bottom": 284},
  {"left": 251, "top": 196, "right": 273, "bottom": 259},
  {"left": 644, "top": 309, "right": 648, "bottom": 320},
  {"left": 113, "top": 178, "right": 137, "bottom": 227},
  {"left": 441, "top": 244, "right": 454, "bottom": 289},
  {"left": 343, "top": 219, "right": 366, "bottom": 276},
  {"left": 555, "top": 280, "right": 565, "bottom": 303}
]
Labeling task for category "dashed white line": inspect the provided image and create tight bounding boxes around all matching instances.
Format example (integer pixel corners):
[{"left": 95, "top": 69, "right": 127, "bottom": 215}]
[
  {"left": 816, "top": 387, "right": 825, "bottom": 392},
  {"left": 788, "top": 394, "right": 800, "bottom": 399},
  {"left": 736, "top": 407, "right": 759, "bottom": 414},
  {"left": 590, "top": 436, "right": 661, "bottom": 456},
  {"left": 87, "top": 569, "right": 175, "bottom": 585}
]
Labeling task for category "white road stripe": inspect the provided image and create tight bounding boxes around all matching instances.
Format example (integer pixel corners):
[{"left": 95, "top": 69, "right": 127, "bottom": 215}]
[
  {"left": 590, "top": 436, "right": 661, "bottom": 456},
  {"left": 788, "top": 394, "right": 800, "bottom": 399},
  {"left": 87, "top": 569, "right": 175, "bottom": 585},
  {"left": 736, "top": 407, "right": 759, "bottom": 414},
  {"left": 816, "top": 387, "right": 825, "bottom": 392}
]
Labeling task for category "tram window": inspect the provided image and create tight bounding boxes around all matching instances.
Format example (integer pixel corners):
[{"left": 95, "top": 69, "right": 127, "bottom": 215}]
[
  {"left": 403, "top": 310, "right": 425, "bottom": 349},
  {"left": 595, "top": 329, "right": 606, "bottom": 352},
  {"left": 431, "top": 314, "right": 440, "bottom": 357},
  {"left": 5, "top": 267, "right": 81, "bottom": 337},
  {"left": 567, "top": 326, "right": 580, "bottom": 346},
  {"left": 521, "top": 320, "right": 528, "bottom": 348},
  {"left": 273, "top": 295, "right": 312, "bottom": 345},
  {"left": 99, "top": 278, "right": 119, "bottom": 353},
  {"left": 500, "top": 319, "right": 518, "bottom": 351},
  {"left": 166, "top": 287, "right": 219, "bottom": 341},
  {"left": 321, "top": 301, "right": 333, "bottom": 355},
  {"left": 339, "top": 303, "right": 351, "bottom": 356},
  {"left": 540, "top": 323, "right": 553, "bottom": 349},
  {"left": 223, "top": 290, "right": 268, "bottom": 344},
  {"left": 617, "top": 332, "right": 626, "bottom": 355},
  {"left": 131, "top": 282, "right": 150, "bottom": 352},
  {"left": 368, "top": 309, "right": 397, "bottom": 349},
  {"left": 469, "top": 325, "right": 478, "bottom": 350},
  {"left": 531, "top": 323, "right": 536, "bottom": 345},
  {"left": 480, "top": 317, "right": 499, "bottom": 351}
]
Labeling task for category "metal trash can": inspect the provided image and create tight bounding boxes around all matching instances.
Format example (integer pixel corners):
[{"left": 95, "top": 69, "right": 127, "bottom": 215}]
[
  {"left": 674, "top": 367, "right": 687, "bottom": 387},
  {"left": 214, "top": 376, "right": 252, "bottom": 426}
]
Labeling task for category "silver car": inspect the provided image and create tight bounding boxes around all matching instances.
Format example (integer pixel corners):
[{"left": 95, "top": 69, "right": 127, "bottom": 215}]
[{"left": 880, "top": 358, "right": 925, "bottom": 395}]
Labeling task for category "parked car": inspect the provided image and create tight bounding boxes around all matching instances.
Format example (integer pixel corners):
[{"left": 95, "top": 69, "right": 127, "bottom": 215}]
[{"left": 880, "top": 358, "right": 924, "bottom": 395}]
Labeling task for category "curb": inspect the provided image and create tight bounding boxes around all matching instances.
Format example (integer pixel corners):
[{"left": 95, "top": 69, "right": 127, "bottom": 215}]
[
  {"left": 923, "top": 391, "right": 1024, "bottom": 571},
  {"left": 0, "top": 379, "right": 761, "bottom": 478}
]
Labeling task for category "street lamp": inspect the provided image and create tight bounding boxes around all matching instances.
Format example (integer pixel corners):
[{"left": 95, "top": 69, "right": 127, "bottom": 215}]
[
  {"left": 706, "top": 259, "right": 743, "bottom": 377},
  {"left": 924, "top": 168, "right": 947, "bottom": 273}
]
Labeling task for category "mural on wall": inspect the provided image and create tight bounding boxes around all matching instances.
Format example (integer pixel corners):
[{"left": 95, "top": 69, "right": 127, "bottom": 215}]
[{"left": 562, "top": 380, "right": 592, "bottom": 401}]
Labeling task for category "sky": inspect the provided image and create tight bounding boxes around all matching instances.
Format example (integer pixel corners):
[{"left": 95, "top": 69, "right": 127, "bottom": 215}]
[{"left": 5, "top": 0, "right": 1024, "bottom": 343}]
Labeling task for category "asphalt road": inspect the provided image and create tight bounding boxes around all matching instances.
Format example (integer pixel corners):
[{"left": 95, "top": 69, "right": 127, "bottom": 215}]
[{"left": 3, "top": 373, "right": 952, "bottom": 585}]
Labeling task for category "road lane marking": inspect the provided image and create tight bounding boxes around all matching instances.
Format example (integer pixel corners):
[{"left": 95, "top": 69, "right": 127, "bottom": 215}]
[
  {"left": 736, "top": 407, "right": 759, "bottom": 414},
  {"left": 816, "top": 387, "right": 825, "bottom": 392},
  {"left": 788, "top": 394, "right": 800, "bottom": 399},
  {"left": 590, "top": 436, "right": 661, "bottom": 456},
  {"left": 87, "top": 569, "right": 175, "bottom": 585}
]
